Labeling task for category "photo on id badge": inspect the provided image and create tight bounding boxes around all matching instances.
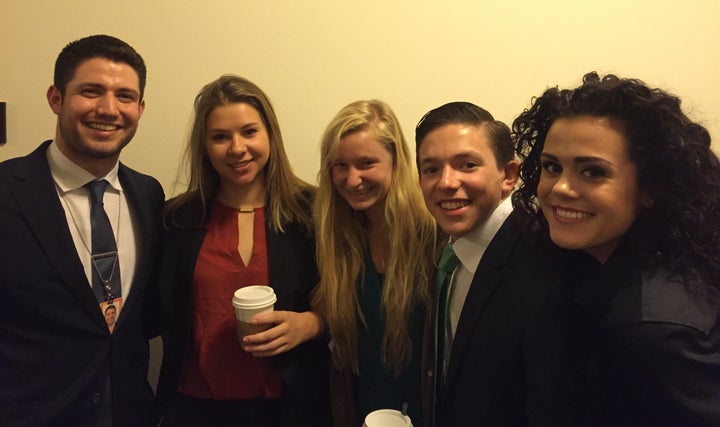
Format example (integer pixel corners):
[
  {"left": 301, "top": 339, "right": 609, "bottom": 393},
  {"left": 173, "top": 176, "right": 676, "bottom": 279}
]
[{"left": 101, "top": 299, "right": 123, "bottom": 333}]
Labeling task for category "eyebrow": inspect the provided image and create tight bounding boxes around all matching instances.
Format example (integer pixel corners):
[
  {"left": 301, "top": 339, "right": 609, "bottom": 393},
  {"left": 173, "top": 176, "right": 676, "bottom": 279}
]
[
  {"left": 418, "top": 156, "right": 436, "bottom": 166},
  {"left": 334, "top": 155, "right": 378, "bottom": 163},
  {"left": 419, "top": 151, "right": 482, "bottom": 165},
  {"left": 354, "top": 154, "right": 376, "bottom": 160},
  {"left": 207, "top": 122, "right": 260, "bottom": 132},
  {"left": 540, "top": 152, "right": 613, "bottom": 166},
  {"left": 77, "top": 82, "right": 139, "bottom": 94}
]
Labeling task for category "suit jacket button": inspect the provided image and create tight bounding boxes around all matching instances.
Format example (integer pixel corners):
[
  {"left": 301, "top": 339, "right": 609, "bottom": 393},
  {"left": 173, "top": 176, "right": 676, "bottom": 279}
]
[
  {"left": 427, "top": 370, "right": 433, "bottom": 377},
  {"left": 91, "top": 392, "right": 102, "bottom": 404}
]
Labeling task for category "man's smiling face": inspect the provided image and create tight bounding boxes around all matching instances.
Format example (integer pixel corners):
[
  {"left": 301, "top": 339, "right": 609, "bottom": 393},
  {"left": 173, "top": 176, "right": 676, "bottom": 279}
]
[
  {"left": 47, "top": 57, "right": 145, "bottom": 174},
  {"left": 418, "top": 123, "right": 517, "bottom": 239}
]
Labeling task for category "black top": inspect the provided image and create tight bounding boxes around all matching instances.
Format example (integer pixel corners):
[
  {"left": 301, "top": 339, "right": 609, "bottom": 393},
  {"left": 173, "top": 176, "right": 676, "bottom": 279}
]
[{"left": 573, "top": 240, "right": 720, "bottom": 426}]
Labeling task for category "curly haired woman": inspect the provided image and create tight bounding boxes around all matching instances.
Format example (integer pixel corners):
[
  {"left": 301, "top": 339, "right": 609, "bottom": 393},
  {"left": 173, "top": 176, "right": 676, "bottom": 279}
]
[{"left": 513, "top": 72, "right": 720, "bottom": 425}]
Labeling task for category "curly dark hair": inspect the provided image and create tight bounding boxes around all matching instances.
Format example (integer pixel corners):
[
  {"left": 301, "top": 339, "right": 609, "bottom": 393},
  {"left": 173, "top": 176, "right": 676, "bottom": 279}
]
[{"left": 512, "top": 71, "right": 720, "bottom": 287}]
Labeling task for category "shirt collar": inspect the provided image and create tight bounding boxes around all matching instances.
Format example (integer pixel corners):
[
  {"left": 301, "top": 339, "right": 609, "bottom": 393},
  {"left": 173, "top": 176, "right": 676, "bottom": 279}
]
[
  {"left": 451, "top": 196, "right": 513, "bottom": 274},
  {"left": 47, "top": 141, "right": 122, "bottom": 193}
]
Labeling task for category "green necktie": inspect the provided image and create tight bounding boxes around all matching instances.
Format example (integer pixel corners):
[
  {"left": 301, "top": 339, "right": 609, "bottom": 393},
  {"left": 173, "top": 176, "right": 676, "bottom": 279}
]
[{"left": 435, "top": 243, "right": 459, "bottom": 394}]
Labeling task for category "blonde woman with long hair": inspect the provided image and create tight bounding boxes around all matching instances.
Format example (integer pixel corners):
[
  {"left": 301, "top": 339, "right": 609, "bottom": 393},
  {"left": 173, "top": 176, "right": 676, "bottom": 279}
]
[{"left": 312, "top": 100, "right": 436, "bottom": 426}]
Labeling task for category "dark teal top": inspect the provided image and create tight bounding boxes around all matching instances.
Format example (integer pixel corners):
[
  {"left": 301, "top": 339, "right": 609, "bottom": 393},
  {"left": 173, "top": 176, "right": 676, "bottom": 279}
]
[{"left": 355, "top": 249, "right": 425, "bottom": 427}]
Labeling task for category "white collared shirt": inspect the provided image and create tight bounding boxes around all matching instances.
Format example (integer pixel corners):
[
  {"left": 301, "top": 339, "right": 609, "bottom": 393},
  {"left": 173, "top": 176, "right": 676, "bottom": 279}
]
[
  {"left": 447, "top": 196, "right": 514, "bottom": 339},
  {"left": 47, "top": 142, "right": 137, "bottom": 302}
]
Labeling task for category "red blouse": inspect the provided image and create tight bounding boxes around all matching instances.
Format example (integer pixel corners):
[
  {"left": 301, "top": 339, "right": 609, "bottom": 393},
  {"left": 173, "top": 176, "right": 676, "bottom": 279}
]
[{"left": 177, "top": 200, "right": 284, "bottom": 400}]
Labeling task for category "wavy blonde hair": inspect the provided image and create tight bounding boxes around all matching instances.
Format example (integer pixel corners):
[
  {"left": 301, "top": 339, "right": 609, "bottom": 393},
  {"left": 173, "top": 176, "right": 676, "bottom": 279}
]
[
  {"left": 164, "top": 74, "right": 313, "bottom": 230},
  {"left": 312, "top": 100, "right": 436, "bottom": 376}
]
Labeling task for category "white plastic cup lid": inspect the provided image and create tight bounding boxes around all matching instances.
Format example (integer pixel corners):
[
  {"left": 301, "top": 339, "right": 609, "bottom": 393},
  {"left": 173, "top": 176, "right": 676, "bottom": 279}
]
[
  {"left": 363, "top": 409, "right": 413, "bottom": 427},
  {"left": 232, "top": 285, "right": 277, "bottom": 309}
]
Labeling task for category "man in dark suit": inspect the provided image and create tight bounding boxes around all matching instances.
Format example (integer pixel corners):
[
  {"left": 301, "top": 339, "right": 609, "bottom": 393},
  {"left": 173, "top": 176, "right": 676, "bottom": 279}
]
[
  {"left": 415, "top": 102, "right": 578, "bottom": 426},
  {"left": 0, "top": 35, "right": 164, "bottom": 426}
]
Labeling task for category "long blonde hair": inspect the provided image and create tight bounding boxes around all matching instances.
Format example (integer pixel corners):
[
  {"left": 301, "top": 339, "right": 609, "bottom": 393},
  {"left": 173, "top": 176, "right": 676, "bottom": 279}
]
[
  {"left": 312, "top": 100, "right": 436, "bottom": 376},
  {"left": 164, "top": 74, "right": 313, "bottom": 230}
]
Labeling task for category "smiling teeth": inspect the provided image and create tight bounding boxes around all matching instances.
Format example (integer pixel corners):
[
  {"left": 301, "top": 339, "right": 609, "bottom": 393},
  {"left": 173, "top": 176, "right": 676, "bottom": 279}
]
[
  {"left": 556, "top": 207, "right": 589, "bottom": 219},
  {"left": 88, "top": 123, "right": 118, "bottom": 131},
  {"left": 440, "top": 200, "right": 469, "bottom": 210}
]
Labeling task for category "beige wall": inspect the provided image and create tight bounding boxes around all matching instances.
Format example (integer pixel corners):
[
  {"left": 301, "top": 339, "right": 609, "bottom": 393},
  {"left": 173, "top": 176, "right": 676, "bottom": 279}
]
[{"left": 1, "top": 0, "right": 719, "bottom": 193}]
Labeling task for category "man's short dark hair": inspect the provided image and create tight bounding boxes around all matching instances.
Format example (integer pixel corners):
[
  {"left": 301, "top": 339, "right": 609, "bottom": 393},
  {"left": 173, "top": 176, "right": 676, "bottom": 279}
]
[
  {"left": 415, "top": 101, "right": 514, "bottom": 169},
  {"left": 54, "top": 34, "right": 147, "bottom": 99}
]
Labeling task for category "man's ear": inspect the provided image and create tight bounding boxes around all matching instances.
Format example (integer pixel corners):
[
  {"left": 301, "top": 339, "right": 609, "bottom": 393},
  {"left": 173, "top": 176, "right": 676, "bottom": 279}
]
[
  {"left": 47, "top": 86, "right": 62, "bottom": 115},
  {"left": 137, "top": 99, "right": 146, "bottom": 119},
  {"left": 500, "top": 160, "right": 520, "bottom": 197}
]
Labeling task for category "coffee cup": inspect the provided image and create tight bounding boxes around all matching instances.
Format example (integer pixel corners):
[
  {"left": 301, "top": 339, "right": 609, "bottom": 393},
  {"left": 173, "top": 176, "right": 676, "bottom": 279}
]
[
  {"left": 232, "top": 285, "right": 277, "bottom": 342},
  {"left": 363, "top": 409, "right": 413, "bottom": 427}
]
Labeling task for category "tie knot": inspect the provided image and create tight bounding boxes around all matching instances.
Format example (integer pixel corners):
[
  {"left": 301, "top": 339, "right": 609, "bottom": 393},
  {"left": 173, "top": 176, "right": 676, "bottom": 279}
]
[
  {"left": 438, "top": 243, "right": 459, "bottom": 273},
  {"left": 86, "top": 180, "right": 109, "bottom": 204}
]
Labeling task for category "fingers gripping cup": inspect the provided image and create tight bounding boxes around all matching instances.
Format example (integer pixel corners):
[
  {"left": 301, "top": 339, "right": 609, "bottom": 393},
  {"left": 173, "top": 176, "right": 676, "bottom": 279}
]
[{"left": 232, "top": 285, "right": 277, "bottom": 342}]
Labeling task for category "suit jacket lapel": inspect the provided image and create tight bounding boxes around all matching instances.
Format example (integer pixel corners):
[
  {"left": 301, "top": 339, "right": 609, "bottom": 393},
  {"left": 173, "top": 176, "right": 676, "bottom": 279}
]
[
  {"left": 443, "top": 213, "right": 522, "bottom": 394},
  {"left": 10, "top": 142, "right": 106, "bottom": 327},
  {"left": 117, "top": 164, "right": 164, "bottom": 333},
  {"left": 116, "top": 165, "right": 143, "bottom": 327}
]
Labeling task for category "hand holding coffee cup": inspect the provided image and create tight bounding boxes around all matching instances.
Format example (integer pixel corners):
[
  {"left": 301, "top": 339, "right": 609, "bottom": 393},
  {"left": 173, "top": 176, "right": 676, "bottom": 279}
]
[{"left": 232, "top": 285, "right": 277, "bottom": 342}]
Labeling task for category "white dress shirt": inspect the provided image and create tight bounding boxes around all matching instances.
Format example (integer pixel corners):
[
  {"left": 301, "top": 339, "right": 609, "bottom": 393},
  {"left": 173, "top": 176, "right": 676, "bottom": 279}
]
[{"left": 47, "top": 142, "right": 137, "bottom": 302}]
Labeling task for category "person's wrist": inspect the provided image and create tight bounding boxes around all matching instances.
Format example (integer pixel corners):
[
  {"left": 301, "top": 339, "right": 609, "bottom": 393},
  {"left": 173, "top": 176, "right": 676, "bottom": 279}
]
[{"left": 308, "top": 311, "right": 324, "bottom": 340}]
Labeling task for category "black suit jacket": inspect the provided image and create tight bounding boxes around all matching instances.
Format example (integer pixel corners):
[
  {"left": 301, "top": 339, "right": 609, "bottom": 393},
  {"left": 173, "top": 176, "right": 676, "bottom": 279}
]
[
  {"left": 150, "top": 200, "right": 331, "bottom": 426},
  {"left": 436, "top": 211, "right": 581, "bottom": 426},
  {"left": 0, "top": 141, "right": 164, "bottom": 427}
]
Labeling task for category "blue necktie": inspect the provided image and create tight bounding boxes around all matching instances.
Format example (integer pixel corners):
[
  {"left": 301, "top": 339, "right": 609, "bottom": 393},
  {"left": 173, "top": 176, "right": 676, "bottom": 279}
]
[
  {"left": 86, "top": 180, "right": 121, "bottom": 306},
  {"left": 435, "top": 243, "right": 459, "bottom": 394}
]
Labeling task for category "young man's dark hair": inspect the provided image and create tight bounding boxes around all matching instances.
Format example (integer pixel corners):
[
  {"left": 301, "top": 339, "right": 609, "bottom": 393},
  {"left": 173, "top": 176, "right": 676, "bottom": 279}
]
[
  {"left": 54, "top": 34, "right": 147, "bottom": 99},
  {"left": 415, "top": 101, "right": 514, "bottom": 168}
]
